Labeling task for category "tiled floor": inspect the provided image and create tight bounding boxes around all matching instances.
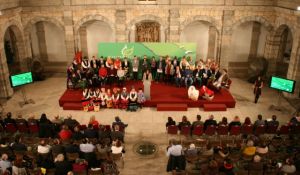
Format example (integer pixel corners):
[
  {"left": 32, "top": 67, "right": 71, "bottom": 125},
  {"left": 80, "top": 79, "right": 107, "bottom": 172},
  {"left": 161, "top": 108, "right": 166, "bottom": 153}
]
[{"left": 1, "top": 77, "right": 297, "bottom": 175}]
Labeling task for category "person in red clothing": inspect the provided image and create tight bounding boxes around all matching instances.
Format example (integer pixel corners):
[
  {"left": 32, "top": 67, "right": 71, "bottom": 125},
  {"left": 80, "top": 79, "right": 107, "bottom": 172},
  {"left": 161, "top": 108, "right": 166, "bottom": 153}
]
[
  {"left": 89, "top": 115, "right": 99, "bottom": 127},
  {"left": 199, "top": 85, "right": 214, "bottom": 101},
  {"left": 59, "top": 125, "right": 73, "bottom": 140},
  {"left": 98, "top": 64, "right": 108, "bottom": 86}
]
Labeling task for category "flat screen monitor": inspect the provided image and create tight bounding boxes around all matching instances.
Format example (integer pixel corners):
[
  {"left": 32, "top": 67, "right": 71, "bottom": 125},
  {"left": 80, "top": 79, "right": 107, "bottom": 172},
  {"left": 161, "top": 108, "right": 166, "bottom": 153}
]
[
  {"left": 10, "top": 72, "right": 33, "bottom": 87},
  {"left": 270, "top": 76, "right": 296, "bottom": 93}
]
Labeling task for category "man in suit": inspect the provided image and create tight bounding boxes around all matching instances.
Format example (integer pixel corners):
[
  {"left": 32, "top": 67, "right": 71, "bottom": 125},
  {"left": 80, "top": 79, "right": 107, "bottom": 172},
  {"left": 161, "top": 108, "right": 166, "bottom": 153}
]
[
  {"left": 193, "top": 65, "right": 203, "bottom": 87},
  {"left": 132, "top": 56, "right": 139, "bottom": 80},
  {"left": 201, "top": 65, "right": 212, "bottom": 86},
  {"left": 204, "top": 115, "right": 217, "bottom": 131},
  {"left": 156, "top": 56, "right": 165, "bottom": 82},
  {"left": 84, "top": 124, "right": 98, "bottom": 138}
]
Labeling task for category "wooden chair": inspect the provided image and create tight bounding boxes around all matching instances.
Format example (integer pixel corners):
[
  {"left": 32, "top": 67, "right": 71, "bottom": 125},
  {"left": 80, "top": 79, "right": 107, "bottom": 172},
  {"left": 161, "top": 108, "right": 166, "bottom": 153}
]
[{"left": 192, "top": 125, "right": 203, "bottom": 136}]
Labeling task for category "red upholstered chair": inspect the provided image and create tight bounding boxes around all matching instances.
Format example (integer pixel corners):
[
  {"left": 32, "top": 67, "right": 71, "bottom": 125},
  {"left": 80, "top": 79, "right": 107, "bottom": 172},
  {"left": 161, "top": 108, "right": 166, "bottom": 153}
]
[
  {"left": 254, "top": 125, "right": 266, "bottom": 135},
  {"left": 279, "top": 125, "right": 290, "bottom": 135},
  {"left": 230, "top": 125, "right": 241, "bottom": 144},
  {"left": 5, "top": 123, "right": 17, "bottom": 133},
  {"left": 192, "top": 125, "right": 203, "bottom": 136},
  {"left": 241, "top": 124, "right": 253, "bottom": 135},
  {"left": 266, "top": 125, "right": 278, "bottom": 134},
  {"left": 93, "top": 125, "right": 99, "bottom": 130},
  {"left": 205, "top": 125, "right": 216, "bottom": 137},
  {"left": 180, "top": 126, "right": 191, "bottom": 136},
  {"left": 217, "top": 125, "right": 229, "bottom": 136},
  {"left": 28, "top": 123, "right": 39, "bottom": 134},
  {"left": 167, "top": 125, "right": 178, "bottom": 135},
  {"left": 17, "top": 123, "right": 29, "bottom": 133},
  {"left": 79, "top": 125, "right": 87, "bottom": 131}
]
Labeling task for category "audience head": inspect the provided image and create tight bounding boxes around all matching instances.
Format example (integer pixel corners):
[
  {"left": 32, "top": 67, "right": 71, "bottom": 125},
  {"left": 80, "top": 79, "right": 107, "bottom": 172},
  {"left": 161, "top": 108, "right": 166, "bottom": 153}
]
[
  {"left": 6, "top": 112, "right": 12, "bottom": 119},
  {"left": 115, "top": 116, "right": 121, "bottom": 122},
  {"left": 167, "top": 117, "right": 173, "bottom": 123},
  {"left": 55, "top": 154, "right": 65, "bottom": 162},
  {"left": 253, "top": 155, "right": 261, "bottom": 163},
  {"left": 244, "top": 117, "right": 252, "bottom": 125},
  {"left": 67, "top": 171, "right": 74, "bottom": 175},
  {"left": 196, "top": 115, "right": 201, "bottom": 121},
  {"left": 221, "top": 117, "right": 228, "bottom": 125},
  {"left": 272, "top": 115, "right": 277, "bottom": 121},
  {"left": 74, "top": 125, "right": 80, "bottom": 132},
  {"left": 182, "top": 116, "right": 188, "bottom": 122},
  {"left": 1, "top": 153, "right": 8, "bottom": 161},
  {"left": 233, "top": 116, "right": 240, "bottom": 122},
  {"left": 62, "top": 125, "right": 69, "bottom": 130},
  {"left": 209, "top": 115, "right": 214, "bottom": 120},
  {"left": 189, "top": 143, "right": 196, "bottom": 150},
  {"left": 88, "top": 124, "right": 93, "bottom": 129},
  {"left": 40, "top": 139, "right": 46, "bottom": 146},
  {"left": 258, "top": 114, "right": 263, "bottom": 120},
  {"left": 246, "top": 139, "right": 254, "bottom": 147}
]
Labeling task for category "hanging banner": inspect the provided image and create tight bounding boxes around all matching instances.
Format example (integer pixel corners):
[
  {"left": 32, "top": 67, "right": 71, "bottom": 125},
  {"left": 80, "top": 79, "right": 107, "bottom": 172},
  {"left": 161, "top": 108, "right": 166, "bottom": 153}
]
[{"left": 98, "top": 42, "right": 197, "bottom": 61}]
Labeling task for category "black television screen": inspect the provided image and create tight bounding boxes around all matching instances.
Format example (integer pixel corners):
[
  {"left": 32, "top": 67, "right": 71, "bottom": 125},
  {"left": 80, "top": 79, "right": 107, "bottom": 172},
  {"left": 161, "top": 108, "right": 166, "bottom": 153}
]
[
  {"left": 270, "top": 76, "right": 296, "bottom": 93},
  {"left": 10, "top": 72, "right": 33, "bottom": 87}
]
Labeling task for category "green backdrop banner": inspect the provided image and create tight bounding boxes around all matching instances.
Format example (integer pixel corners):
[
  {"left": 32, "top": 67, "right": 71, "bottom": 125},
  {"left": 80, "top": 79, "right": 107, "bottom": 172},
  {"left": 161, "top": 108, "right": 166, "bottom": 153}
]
[{"left": 98, "top": 42, "right": 197, "bottom": 61}]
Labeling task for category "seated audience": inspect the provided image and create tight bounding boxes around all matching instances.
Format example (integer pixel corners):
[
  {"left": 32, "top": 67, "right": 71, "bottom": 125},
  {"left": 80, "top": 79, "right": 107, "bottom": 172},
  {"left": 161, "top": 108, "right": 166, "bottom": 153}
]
[
  {"left": 289, "top": 112, "right": 300, "bottom": 126},
  {"left": 243, "top": 117, "right": 252, "bottom": 125},
  {"left": 54, "top": 154, "right": 72, "bottom": 175},
  {"left": 64, "top": 115, "right": 79, "bottom": 130},
  {"left": 0, "top": 153, "right": 11, "bottom": 174},
  {"left": 281, "top": 158, "right": 296, "bottom": 174},
  {"left": 247, "top": 155, "right": 264, "bottom": 172},
  {"left": 15, "top": 114, "right": 27, "bottom": 125},
  {"left": 229, "top": 116, "right": 241, "bottom": 130},
  {"left": 59, "top": 125, "right": 73, "bottom": 140},
  {"left": 177, "top": 116, "right": 191, "bottom": 130},
  {"left": 111, "top": 140, "right": 125, "bottom": 156},
  {"left": 219, "top": 158, "right": 234, "bottom": 175},
  {"left": 254, "top": 114, "right": 266, "bottom": 128},
  {"left": 64, "top": 140, "right": 79, "bottom": 154},
  {"left": 166, "top": 140, "right": 185, "bottom": 173},
  {"left": 10, "top": 135, "right": 27, "bottom": 152},
  {"left": 218, "top": 117, "right": 228, "bottom": 126},
  {"left": 111, "top": 125, "right": 124, "bottom": 142},
  {"left": 204, "top": 115, "right": 217, "bottom": 130},
  {"left": 0, "top": 138, "right": 14, "bottom": 158},
  {"left": 266, "top": 115, "right": 279, "bottom": 128},
  {"left": 192, "top": 115, "right": 203, "bottom": 128},
  {"left": 4, "top": 112, "right": 16, "bottom": 126},
  {"left": 89, "top": 115, "right": 99, "bottom": 127},
  {"left": 201, "top": 142, "right": 214, "bottom": 156},
  {"left": 84, "top": 124, "right": 98, "bottom": 138},
  {"left": 12, "top": 154, "right": 27, "bottom": 175},
  {"left": 256, "top": 141, "right": 268, "bottom": 155},
  {"left": 185, "top": 143, "right": 198, "bottom": 157},
  {"left": 37, "top": 139, "right": 51, "bottom": 154},
  {"left": 79, "top": 138, "right": 95, "bottom": 153},
  {"left": 243, "top": 139, "right": 256, "bottom": 157},
  {"left": 72, "top": 125, "right": 84, "bottom": 141},
  {"left": 166, "top": 117, "right": 176, "bottom": 128},
  {"left": 51, "top": 139, "right": 65, "bottom": 156},
  {"left": 112, "top": 116, "right": 128, "bottom": 129}
]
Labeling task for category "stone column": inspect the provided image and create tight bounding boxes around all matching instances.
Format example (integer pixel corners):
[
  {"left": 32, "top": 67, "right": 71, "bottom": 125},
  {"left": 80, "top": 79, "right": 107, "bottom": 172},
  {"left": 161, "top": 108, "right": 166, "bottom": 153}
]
[
  {"left": 286, "top": 32, "right": 300, "bottom": 98},
  {"left": 248, "top": 22, "right": 261, "bottom": 60},
  {"left": 264, "top": 31, "right": 281, "bottom": 76},
  {"left": 219, "top": 10, "right": 234, "bottom": 70},
  {"left": 115, "top": 9, "right": 126, "bottom": 42},
  {"left": 169, "top": 8, "right": 180, "bottom": 42},
  {"left": 63, "top": 10, "right": 75, "bottom": 62},
  {"left": 207, "top": 26, "right": 217, "bottom": 59},
  {"left": 79, "top": 26, "right": 88, "bottom": 57},
  {"left": 36, "top": 22, "right": 48, "bottom": 62}
]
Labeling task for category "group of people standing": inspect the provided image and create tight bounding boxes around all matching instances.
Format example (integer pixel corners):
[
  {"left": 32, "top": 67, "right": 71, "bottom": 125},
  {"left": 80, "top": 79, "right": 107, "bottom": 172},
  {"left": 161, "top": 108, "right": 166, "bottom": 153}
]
[{"left": 67, "top": 55, "right": 230, "bottom": 89}]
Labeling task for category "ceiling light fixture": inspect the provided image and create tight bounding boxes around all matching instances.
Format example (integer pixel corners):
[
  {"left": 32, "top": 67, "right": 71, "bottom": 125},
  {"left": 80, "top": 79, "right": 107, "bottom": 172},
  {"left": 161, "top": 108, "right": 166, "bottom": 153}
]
[{"left": 297, "top": 6, "right": 300, "bottom": 11}]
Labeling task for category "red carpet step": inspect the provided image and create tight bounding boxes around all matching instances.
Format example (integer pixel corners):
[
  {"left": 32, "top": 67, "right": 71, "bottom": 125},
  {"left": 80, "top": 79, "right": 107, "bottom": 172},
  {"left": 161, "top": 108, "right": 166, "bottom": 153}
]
[
  {"left": 203, "top": 104, "right": 227, "bottom": 111},
  {"left": 157, "top": 103, "right": 188, "bottom": 111}
]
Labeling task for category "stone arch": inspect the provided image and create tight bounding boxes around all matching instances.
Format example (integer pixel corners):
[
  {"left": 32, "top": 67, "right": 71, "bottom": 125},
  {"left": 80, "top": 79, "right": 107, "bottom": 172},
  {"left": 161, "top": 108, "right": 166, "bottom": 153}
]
[
  {"left": 74, "top": 14, "right": 116, "bottom": 57},
  {"left": 180, "top": 15, "right": 220, "bottom": 34},
  {"left": 24, "top": 16, "right": 65, "bottom": 33},
  {"left": 74, "top": 14, "right": 116, "bottom": 35},
  {"left": 230, "top": 16, "right": 274, "bottom": 32},
  {"left": 126, "top": 14, "right": 167, "bottom": 42},
  {"left": 0, "top": 19, "right": 26, "bottom": 98}
]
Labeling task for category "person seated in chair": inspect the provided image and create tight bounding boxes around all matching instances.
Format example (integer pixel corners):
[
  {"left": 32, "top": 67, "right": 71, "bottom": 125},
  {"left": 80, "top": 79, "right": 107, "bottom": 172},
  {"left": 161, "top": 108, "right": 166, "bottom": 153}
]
[
  {"left": 193, "top": 64, "right": 203, "bottom": 87},
  {"left": 213, "top": 69, "right": 229, "bottom": 91},
  {"left": 188, "top": 86, "right": 199, "bottom": 101},
  {"left": 128, "top": 87, "right": 138, "bottom": 111},
  {"left": 112, "top": 88, "right": 120, "bottom": 109},
  {"left": 184, "top": 66, "right": 193, "bottom": 88},
  {"left": 177, "top": 116, "right": 191, "bottom": 131},
  {"left": 199, "top": 85, "right": 214, "bottom": 101},
  {"left": 98, "top": 64, "right": 108, "bottom": 86},
  {"left": 137, "top": 88, "right": 146, "bottom": 108},
  {"left": 120, "top": 87, "right": 129, "bottom": 109},
  {"left": 204, "top": 115, "right": 217, "bottom": 131}
]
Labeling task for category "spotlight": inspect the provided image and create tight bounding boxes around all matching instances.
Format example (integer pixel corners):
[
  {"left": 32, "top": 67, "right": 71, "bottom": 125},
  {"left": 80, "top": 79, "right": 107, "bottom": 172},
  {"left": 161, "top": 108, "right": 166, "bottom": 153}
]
[
  {"left": 0, "top": 11, "right": 2, "bottom": 16},
  {"left": 298, "top": 6, "right": 300, "bottom": 11}
]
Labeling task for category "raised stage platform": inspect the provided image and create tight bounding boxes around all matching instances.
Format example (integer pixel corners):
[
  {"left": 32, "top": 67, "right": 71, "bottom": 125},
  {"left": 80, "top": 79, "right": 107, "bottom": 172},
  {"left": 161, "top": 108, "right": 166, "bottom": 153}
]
[{"left": 59, "top": 81, "right": 236, "bottom": 111}]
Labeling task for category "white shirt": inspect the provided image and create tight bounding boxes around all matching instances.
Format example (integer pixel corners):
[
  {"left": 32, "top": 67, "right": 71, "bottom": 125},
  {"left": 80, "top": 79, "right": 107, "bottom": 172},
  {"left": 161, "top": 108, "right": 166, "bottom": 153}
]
[
  {"left": 80, "top": 143, "right": 95, "bottom": 153},
  {"left": 37, "top": 145, "right": 51, "bottom": 154},
  {"left": 111, "top": 146, "right": 123, "bottom": 154},
  {"left": 167, "top": 145, "right": 182, "bottom": 157}
]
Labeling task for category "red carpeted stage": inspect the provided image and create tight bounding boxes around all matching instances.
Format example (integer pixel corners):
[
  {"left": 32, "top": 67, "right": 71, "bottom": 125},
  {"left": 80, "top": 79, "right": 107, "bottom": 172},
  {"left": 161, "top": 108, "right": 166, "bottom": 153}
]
[{"left": 59, "top": 81, "right": 236, "bottom": 111}]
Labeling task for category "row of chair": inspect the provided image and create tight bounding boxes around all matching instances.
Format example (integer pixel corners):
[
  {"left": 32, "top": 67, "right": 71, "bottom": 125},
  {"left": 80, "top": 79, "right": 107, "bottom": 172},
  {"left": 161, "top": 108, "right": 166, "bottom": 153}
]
[
  {"left": 1, "top": 123, "right": 125, "bottom": 134},
  {"left": 167, "top": 124, "right": 300, "bottom": 136}
]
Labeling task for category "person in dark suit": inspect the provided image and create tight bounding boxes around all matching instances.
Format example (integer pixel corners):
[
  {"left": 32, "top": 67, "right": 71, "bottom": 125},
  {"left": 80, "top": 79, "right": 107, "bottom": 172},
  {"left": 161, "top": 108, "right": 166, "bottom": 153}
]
[
  {"left": 4, "top": 112, "right": 16, "bottom": 126},
  {"left": 54, "top": 154, "right": 72, "bottom": 175},
  {"left": 193, "top": 65, "right": 203, "bottom": 87},
  {"left": 204, "top": 115, "right": 217, "bottom": 131},
  {"left": 84, "top": 124, "right": 98, "bottom": 138},
  {"left": 266, "top": 115, "right": 279, "bottom": 128},
  {"left": 156, "top": 56, "right": 165, "bottom": 82},
  {"left": 201, "top": 65, "right": 212, "bottom": 86},
  {"left": 141, "top": 55, "right": 149, "bottom": 76},
  {"left": 64, "top": 140, "right": 80, "bottom": 154},
  {"left": 253, "top": 76, "right": 263, "bottom": 103},
  {"left": 177, "top": 116, "right": 191, "bottom": 131}
]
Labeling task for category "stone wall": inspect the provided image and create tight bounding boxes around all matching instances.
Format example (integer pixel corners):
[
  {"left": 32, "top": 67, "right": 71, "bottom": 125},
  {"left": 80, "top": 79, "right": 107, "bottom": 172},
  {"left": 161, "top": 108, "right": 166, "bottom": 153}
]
[{"left": 0, "top": 0, "right": 300, "bottom": 98}]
